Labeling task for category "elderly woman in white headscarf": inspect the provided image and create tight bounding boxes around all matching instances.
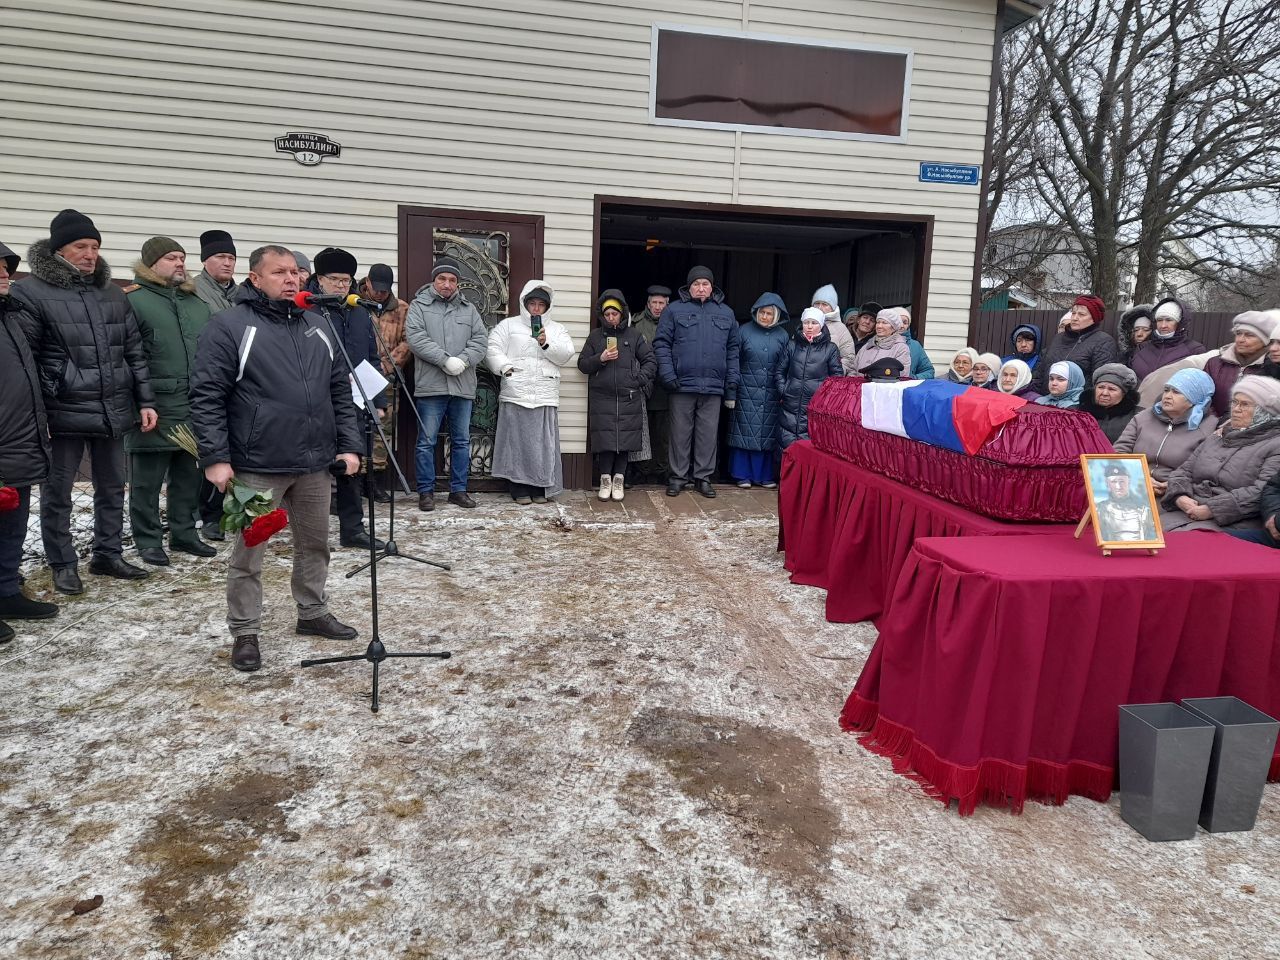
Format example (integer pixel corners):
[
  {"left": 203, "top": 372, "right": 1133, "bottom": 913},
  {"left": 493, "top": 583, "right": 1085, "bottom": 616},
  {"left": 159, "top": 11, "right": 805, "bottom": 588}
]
[
  {"left": 970, "top": 353, "right": 1003, "bottom": 390},
  {"left": 943, "top": 347, "right": 979, "bottom": 384},
  {"left": 1159, "top": 376, "right": 1280, "bottom": 532},
  {"left": 997, "top": 359, "right": 1041, "bottom": 401},
  {"left": 853, "top": 308, "right": 912, "bottom": 375}
]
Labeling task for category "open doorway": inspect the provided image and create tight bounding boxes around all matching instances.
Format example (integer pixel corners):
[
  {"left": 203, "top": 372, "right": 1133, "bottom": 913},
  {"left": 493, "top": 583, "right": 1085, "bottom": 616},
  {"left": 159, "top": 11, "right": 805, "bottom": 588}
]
[
  {"left": 591, "top": 197, "right": 933, "bottom": 485},
  {"left": 592, "top": 197, "right": 933, "bottom": 334}
]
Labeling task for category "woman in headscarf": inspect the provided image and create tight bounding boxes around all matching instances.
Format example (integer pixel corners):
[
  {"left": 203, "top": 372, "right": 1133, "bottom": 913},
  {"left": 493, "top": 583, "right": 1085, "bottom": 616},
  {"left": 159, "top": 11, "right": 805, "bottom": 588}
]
[
  {"left": 1129, "top": 298, "right": 1205, "bottom": 383},
  {"left": 997, "top": 359, "right": 1040, "bottom": 401},
  {"left": 578, "top": 290, "right": 655, "bottom": 502},
  {"left": 1114, "top": 369, "right": 1217, "bottom": 495},
  {"left": 969, "top": 353, "right": 1002, "bottom": 390},
  {"left": 1160, "top": 376, "right": 1280, "bottom": 532},
  {"left": 1203, "top": 311, "right": 1277, "bottom": 416},
  {"left": 1001, "top": 324, "right": 1042, "bottom": 372},
  {"left": 1078, "top": 363, "right": 1143, "bottom": 443},
  {"left": 853, "top": 308, "right": 912, "bottom": 375},
  {"left": 727, "top": 293, "right": 791, "bottom": 488},
  {"left": 487, "top": 280, "right": 576, "bottom": 504},
  {"left": 1034, "top": 361, "right": 1085, "bottom": 409},
  {"left": 943, "top": 348, "right": 978, "bottom": 384},
  {"left": 1034, "top": 294, "right": 1120, "bottom": 392},
  {"left": 776, "top": 308, "right": 843, "bottom": 450}
]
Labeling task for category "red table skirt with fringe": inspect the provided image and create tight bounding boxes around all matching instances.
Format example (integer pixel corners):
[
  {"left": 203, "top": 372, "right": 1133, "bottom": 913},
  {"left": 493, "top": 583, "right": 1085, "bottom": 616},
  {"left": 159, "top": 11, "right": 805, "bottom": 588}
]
[
  {"left": 841, "top": 533, "right": 1280, "bottom": 814},
  {"left": 778, "top": 441, "right": 1068, "bottom": 625}
]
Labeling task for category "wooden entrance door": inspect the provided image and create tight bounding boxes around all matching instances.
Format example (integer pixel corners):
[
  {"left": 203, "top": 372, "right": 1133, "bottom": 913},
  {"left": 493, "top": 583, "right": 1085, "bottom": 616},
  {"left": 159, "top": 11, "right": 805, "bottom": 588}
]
[{"left": 396, "top": 206, "right": 544, "bottom": 488}]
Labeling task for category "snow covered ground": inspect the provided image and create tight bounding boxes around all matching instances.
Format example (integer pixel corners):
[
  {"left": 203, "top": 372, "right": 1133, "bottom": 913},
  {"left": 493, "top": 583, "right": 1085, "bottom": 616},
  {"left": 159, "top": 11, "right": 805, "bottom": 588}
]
[{"left": 1, "top": 488, "right": 1276, "bottom": 960}]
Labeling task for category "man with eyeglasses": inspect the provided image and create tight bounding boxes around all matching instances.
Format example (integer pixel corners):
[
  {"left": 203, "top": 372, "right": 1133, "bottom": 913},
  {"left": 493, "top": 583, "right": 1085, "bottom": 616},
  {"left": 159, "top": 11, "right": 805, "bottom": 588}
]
[{"left": 307, "top": 247, "right": 387, "bottom": 550}]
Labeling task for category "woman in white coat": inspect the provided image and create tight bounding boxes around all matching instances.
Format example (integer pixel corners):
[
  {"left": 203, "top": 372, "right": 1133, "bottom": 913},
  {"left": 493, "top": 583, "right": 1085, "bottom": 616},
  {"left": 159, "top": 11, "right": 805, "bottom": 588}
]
[{"left": 486, "top": 280, "right": 576, "bottom": 503}]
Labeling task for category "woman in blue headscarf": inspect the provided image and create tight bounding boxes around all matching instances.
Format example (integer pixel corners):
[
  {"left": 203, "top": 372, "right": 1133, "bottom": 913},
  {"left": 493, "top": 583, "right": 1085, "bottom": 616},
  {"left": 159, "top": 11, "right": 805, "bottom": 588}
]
[
  {"left": 1034, "top": 361, "right": 1084, "bottom": 408},
  {"left": 1113, "top": 368, "right": 1219, "bottom": 495}
]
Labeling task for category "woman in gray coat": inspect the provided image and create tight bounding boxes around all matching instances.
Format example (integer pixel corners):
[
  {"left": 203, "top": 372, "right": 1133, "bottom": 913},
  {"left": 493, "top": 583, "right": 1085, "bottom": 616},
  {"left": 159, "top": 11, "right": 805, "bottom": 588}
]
[
  {"left": 1113, "top": 368, "right": 1217, "bottom": 495},
  {"left": 1159, "top": 376, "right": 1280, "bottom": 533}
]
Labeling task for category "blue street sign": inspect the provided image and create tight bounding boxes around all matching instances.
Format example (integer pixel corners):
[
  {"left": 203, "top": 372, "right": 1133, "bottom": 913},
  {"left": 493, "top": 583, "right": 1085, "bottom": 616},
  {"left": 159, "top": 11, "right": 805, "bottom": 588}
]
[{"left": 919, "top": 162, "right": 981, "bottom": 186}]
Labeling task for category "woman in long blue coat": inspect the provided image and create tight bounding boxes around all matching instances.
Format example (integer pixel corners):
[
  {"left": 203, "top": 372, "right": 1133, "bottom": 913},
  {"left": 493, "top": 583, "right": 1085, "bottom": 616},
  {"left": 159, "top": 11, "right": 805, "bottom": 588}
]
[{"left": 727, "top": 293, "right": 791, "bottom": 488}]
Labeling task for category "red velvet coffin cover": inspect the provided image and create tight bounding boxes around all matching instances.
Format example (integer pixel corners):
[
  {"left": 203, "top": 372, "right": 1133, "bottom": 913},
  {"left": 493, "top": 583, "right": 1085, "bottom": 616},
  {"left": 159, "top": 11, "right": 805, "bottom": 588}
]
[{"left": 807, "top": 377, "right": 1114, "bottom": 522}]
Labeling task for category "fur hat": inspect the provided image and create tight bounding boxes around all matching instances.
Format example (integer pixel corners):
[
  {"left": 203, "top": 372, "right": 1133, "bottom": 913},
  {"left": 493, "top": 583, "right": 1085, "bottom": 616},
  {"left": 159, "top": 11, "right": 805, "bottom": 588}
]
[
  {"left": 313, "top": 247, "right": 357, "bottom": 278},
  {"left": 199, "top": 229, "right": 236, "bottom": 260},
  {"left": 50, "top": 209, "right": 101, "bottom": 251},
  {"left": 141, "top": 236, "right": 184, "bottom": 267},
  {"left": 858, "top": 300, "right": 883, "bottom": 318},
  {"left": 1092, "top": 362, "right": 1138, "bottom": 392},
  {"left": 645, "top": 284, "right": 672, "bottom": 298}
]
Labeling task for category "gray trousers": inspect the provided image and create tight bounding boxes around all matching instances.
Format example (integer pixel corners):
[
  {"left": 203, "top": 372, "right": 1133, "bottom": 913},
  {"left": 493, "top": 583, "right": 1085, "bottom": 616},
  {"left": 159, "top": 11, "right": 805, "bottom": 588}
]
[
  {"left": 226, "top": 468, "right": 331, "bottom": 637},
  {"left": 41, "top": 435, "right": 126, "bottom": 568},
  {"left": 667, "top": 392, "right": 721, "bottom": 482}
]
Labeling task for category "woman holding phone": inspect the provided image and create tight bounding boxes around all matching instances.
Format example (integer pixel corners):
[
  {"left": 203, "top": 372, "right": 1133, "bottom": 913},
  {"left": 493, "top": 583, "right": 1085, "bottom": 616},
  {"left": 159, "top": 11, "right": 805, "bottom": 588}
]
[
  {"left": 577, "top": 289, "right": 656, "bottom": 501},
  {"left": 487, "top": 280, "right": 576, "bottom": 504}
]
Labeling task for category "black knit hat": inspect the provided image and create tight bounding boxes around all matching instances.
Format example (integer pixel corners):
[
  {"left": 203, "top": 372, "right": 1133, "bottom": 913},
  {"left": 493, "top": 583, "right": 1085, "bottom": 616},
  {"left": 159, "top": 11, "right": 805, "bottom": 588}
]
[
  {"left": 686, "top": 265, "right": 714, "bottom": 285},
  {"left": 50, "top": 209, "right": 101, "bottom": 251},
  {"left": 432, "top": 260, "right": 461, "bottom": 281},
  {"left": 367, "top": 263, "right": 394, "bottom": 293},
  {"left": 199, "top": 230, "right": 236, "bottom": 260},
  {"left": 141, "top": 236, "right": 185, "bottom": 267},
  {"left": 646, "top": 284, "right": 672, "bottom": 298},
  {"left": 858, "top": 301, "right": 883, "bottom": 318},
  {"left": 314, "top": 247, "right": 358, "bottom": 278},
  {"left": 0, "top": 241, "right": 19, "bottom": 276}
]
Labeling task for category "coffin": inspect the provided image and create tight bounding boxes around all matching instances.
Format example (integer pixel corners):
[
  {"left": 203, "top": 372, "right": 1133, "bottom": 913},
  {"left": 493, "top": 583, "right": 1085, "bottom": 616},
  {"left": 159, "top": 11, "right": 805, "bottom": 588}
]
[{"left": 807, "top": 377, "right": 1114, "bottom": 522}]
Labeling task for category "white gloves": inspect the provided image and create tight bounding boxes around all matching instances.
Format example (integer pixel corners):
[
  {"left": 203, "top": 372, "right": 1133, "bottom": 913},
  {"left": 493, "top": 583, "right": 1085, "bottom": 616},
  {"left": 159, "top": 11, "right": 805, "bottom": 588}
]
[
  {"left": 723, "top": 399, "right": 736, "bottom": 409},
  {"left": 442, "top": 356, "right": 466, "bottom": 377}
]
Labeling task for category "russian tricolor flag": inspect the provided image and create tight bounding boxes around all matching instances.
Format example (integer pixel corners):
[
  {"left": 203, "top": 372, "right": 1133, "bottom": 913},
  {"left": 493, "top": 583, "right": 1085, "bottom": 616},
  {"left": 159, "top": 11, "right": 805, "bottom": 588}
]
[{"left": 861, "top": 380, "right": 1026, "bottom": 455}]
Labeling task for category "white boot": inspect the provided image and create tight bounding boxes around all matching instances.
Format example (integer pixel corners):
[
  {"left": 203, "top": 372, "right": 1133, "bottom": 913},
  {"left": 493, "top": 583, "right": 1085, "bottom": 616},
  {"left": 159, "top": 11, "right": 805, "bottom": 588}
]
[
  {"left": 612, "top": 474, "right": 626, "bottom": 501},
  {"left": 598, "top": 474, "right": 612, "bottom": 501}
]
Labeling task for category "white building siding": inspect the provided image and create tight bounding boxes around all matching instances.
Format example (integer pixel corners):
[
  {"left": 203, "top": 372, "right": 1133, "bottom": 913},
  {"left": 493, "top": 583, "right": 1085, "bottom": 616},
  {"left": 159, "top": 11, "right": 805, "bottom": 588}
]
[{"left": 1, "top": 0, "right": 1000, "bottom": 454}]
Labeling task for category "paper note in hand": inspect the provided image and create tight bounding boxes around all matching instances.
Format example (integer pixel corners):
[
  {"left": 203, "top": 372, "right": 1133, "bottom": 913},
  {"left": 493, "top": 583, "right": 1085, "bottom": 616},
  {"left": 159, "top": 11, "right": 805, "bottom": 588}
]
[{"left": 350, "top": 360, "right": 390, "bottom": 410}]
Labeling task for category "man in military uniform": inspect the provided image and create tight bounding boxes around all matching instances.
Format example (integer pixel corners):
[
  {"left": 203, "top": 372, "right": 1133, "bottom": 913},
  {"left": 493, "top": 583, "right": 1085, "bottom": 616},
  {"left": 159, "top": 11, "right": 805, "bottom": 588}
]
[
  {"left": 629, "top": 284, "right": 672, "bottom": 482},
  {"left": 1096, "top": 462, "right": 1156, "bottom": 542},
  {"left": 124, "top": 237, "right": 217, "bottom": 566}
]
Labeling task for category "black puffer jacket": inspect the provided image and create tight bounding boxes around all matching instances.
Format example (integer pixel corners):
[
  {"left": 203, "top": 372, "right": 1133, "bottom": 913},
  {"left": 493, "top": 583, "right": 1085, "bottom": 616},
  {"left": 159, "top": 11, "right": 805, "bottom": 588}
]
[
  {"left": 775, "top": 324, "right": 843, "bottom": 449},
  {"left": 10, "top": 239, "right": 155, "bottom": 437},
  {"left": 1034, "top": 323, "right": 1121, "bottom": 394},
  {"left": 1078, "top": 387, "right": 1143, "bottom": 445},
  {"left": 577, "top": 290, "right": 656, "bottom": 453},
  {"left": 0, "top": 244, "right": 52, "bottom": 486},
  {"left": 189, "top": 281, "right": 363, "bottom": 474}
]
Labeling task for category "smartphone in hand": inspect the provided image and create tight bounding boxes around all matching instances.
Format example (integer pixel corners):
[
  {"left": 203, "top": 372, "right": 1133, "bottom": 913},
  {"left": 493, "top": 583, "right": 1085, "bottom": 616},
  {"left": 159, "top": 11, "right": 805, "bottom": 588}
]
[
  {"left": 606, "top": 335, "right": 617, "bottom": 352},
  {"left": 531, "top": 318, "right": 543, "bottom": 338}
]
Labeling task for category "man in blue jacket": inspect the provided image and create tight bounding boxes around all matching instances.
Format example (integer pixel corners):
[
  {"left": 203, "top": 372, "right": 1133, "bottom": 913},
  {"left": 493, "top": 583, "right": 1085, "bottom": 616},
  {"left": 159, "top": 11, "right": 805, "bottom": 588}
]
[{"left": 654, "top": 266, "right": 740, "bottom": 499}]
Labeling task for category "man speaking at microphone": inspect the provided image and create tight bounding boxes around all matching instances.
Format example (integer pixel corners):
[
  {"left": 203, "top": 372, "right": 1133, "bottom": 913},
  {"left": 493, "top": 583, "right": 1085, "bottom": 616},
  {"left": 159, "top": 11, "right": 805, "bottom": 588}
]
[
  {"left": 305, "top": 247, "right": 386, "bottom": 550},
  {"left": 190, "top": 245, "right": 363, "bottom": 673}
]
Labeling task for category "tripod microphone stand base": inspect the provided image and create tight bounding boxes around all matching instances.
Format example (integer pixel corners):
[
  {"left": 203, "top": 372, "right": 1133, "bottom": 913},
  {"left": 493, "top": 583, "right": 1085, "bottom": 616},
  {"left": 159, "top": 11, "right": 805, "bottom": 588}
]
[
  {"left": 347, "top": 539, "right": 452, "bottom": 578},
  {"left": 302, "top": 638, "right": 452, "bottom": 713}
]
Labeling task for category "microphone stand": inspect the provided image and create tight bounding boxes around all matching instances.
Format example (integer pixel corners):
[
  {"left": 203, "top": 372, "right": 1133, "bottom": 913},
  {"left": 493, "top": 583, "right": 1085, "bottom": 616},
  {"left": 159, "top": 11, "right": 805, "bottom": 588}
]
[
  {"left": 346, "top": 299, "right": 451, "bottom": 578},
  {"left": 299, "top": 297, "right": 450, "bottom": 712}
]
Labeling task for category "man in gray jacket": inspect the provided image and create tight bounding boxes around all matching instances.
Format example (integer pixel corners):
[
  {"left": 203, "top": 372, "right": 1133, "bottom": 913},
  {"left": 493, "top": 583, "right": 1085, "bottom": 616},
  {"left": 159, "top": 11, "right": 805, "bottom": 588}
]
[
  {"left": 404, "top": 260, "right": 488, "bottom": 511},
  {"left": 193, "top": 229, "right": 237, "bottom": 315}
]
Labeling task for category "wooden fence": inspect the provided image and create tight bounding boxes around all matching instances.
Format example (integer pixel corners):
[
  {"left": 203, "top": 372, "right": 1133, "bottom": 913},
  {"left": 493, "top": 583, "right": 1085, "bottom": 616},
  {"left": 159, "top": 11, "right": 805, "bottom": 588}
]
[{"left": 970, "top": 309, "right": 1241, "bottom": 357}]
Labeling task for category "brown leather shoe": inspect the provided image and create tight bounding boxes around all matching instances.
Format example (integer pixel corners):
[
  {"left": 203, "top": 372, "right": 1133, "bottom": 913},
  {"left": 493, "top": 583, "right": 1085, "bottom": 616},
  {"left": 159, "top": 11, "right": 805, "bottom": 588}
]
[
  {"left": 418, "top": 491, "right": 435, "bottom": 512},
  {"left": 448, "top": 491, "right": 477, "bottom": 509},
  {"left": 232, "top": 635, "right": 261, "bottom": 672},
  {"left": 296, "top": 613, "right": 358, "bottom": 640}
]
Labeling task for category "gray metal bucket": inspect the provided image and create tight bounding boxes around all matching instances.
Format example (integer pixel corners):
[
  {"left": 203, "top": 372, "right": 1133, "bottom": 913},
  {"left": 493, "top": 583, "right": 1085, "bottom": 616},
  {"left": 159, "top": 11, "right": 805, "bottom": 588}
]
[
  {"left": 1119, "top": 703, "right": 1216, "bottom": 842},
  {"left": 1181, "top": 696, "right": 1279, "bottom": 833}
]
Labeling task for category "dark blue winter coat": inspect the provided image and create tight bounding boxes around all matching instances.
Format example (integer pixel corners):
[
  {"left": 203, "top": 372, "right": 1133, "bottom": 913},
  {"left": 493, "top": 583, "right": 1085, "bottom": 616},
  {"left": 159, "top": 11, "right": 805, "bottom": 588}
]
[
  {"left": 1001, "top": 323, "right": 1043, "bottom": 372},
  {"left": 304, "top": 276, "right": 386, "bottom": 409},
  {"left": 727, "top": 294, "right": 790, "bottom": 451},
  {"left": 775, "top": 324, "right": 843, "bottom": 449},
  {"left": 654, "top": 284, "right": 741, "bottom": 398}
]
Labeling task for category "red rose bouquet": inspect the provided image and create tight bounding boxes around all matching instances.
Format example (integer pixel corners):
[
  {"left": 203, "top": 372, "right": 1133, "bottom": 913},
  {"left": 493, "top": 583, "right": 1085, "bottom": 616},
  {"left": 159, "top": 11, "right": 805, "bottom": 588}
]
[
  {"left": 0, "top": 487, "right": 20, "bottom": 512},
  {"left": 168, "top": 425, "right": 289, "bottom": 547}
]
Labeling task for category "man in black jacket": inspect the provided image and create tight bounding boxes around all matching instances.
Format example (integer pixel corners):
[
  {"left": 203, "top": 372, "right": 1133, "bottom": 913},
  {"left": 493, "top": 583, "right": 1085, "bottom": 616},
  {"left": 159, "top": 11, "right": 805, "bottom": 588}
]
[
  {"left": 0, "top": 241, "right": 59, "bottom": 643},
  {"left": 10, "top": 210, "right": 157, "bottom": 595},
  {"left": 190, "top": 245, "right": 363, "bottom": 672},
  {"left": 307, "top": 247, "right": 386, "bottom": 550}
]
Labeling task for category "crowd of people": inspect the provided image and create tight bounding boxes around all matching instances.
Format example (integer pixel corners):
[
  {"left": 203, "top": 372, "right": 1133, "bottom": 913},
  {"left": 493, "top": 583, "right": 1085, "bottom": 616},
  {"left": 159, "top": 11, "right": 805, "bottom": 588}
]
[{"left": 4, "top": 209, "right": 1280, "bottom": 666}]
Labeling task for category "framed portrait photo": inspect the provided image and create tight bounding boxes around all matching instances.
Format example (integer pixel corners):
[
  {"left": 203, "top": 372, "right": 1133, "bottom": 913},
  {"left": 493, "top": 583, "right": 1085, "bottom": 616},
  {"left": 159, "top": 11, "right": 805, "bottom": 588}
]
[{"left": 1079, "top": 454, "right": 1165, "bottom": 553}]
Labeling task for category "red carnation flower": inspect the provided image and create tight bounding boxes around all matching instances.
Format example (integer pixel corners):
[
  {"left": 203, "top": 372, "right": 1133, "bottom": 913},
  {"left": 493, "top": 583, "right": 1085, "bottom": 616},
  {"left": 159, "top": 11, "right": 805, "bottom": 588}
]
[
  {"left": 242, "top": 508, "right": 289, "bottom": 548},
  {"left": 0, "top": 487, "right": 19, "bottom": 512}
]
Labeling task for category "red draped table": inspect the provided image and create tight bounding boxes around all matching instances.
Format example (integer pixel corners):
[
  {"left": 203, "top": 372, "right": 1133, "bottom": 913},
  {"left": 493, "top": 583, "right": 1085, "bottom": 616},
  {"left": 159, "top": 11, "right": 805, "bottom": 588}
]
[
  {"left": 842, "top": 532, "right": 1280, "bottom": 814},
  {"left": 778, "top": 441, "right": 1068, "bottom": 625}
]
